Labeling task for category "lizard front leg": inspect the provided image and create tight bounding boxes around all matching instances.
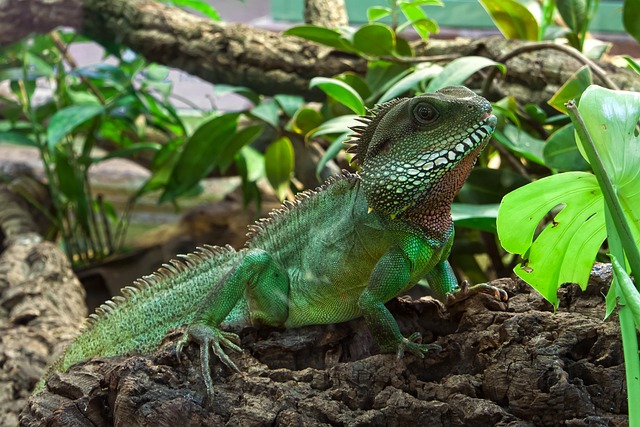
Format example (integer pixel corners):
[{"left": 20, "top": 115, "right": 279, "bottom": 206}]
[
  {"left": 358, "top": 246, "right": 440, "bottom": 358},
  {"left": 176, "top": 249, "right": 289, "bottom": 400}
]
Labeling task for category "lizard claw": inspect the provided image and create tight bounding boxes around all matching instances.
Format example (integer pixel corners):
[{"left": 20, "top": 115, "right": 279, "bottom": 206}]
[
  {"left": 176, "top": 323, "right": 243, "bottom": 401},
  {"left": 445, "top": 280, "right": 508, "bottom": 306},
  {"left": 395, "top": 332, "right": 441, "bottom": 359}
]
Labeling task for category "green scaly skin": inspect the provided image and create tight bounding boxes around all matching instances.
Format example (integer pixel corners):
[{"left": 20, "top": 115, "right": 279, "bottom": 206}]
[{"left": 35, "top": 86, "right": 502, "bottom": 398}]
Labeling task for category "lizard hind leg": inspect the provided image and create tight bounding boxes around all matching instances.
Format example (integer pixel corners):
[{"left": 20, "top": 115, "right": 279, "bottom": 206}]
[{"left": 176, "top": 248, "right": 289, "bottom": 401}]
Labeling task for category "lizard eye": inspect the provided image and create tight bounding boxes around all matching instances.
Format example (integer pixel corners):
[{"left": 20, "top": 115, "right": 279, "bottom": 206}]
[{"left": 413, "top": 103, "right": 438, "bottom": 124}]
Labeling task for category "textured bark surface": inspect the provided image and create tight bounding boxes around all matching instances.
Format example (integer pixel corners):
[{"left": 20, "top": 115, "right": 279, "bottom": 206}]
[
  {"left": 20, "top": 266, "right": 628, "bottom": 426},
  {"left": 0, "top": 184, "right": 87, "bottom": 427},
  {"left": 0, "top": 0, "right": 637, "bottom": 104},
  {"left": 305, "top": 0, "right": 348, "bottom": 28}
]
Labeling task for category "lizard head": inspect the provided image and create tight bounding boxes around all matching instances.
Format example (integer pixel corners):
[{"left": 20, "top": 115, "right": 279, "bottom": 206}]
[{"left": 347, "top": 86, "right": 496, "bottom": 221}]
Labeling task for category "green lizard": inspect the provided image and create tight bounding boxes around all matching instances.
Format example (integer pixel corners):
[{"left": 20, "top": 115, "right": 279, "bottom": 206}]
[{"left": 35, "top": 86, "right": 504, "bottom": 398}]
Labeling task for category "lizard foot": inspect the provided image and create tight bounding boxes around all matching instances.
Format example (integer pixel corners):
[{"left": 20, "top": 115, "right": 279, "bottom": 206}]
[
  {"left": 176, "top": 323, "right": 243, "bottom": 401},
  {"left": 445, "top": 280, "right": 508, "bottom": 307},
  {"left": 396, "top": 332, "right": 442, "bottom": 359}
]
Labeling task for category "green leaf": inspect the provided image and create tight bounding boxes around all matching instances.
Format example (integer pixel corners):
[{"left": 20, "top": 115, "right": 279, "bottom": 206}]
[
  {"left": 274, "top": 94, "right": 305, "bottom": 118},
  {"left": 160, "top": 113, "right": 239, "bottom": 202},
  {"left": 623, "top": 56, "right": 640, "bottom": 74},
  {"left": 352, "top": 24, "right": 396, "bottom": 56},
  {"left": 218, "top": 125, "right": 264, "bottom": 173},
  {"left": 495, "top": 124, "right": 546, "bottom": 165},
  {"left": 0, "top": 131, "right": 36, "bottom": 147},
  {"left": 156, "top": 0, "right": 220, "bottom": 20},
  {"left": 250, "top": 99, "right": 280, "bottom": 129},
  {"left": 624, "top": 0, "right": 640, "bottom": 44},
  {"left": 316, "top": 132, "right": 349, "bottom": 178},
  {"left": 46, "top": 104, "right": 105, "bottom": 152},
  {"left": 306, "top": 115, "right": 359, "bottom": 141},
  {"left": 452, "top": 203, "right": 500, "bottom": 233},
  {"left": 548, "top": 65, "right": 592, "bottom": 114},
  {"left": 368, "top": 6, "right": 392, "bottom": 21},
  {"left": 378, "top": 64, "right": 442, "bottom": 103},
  {"left": 425, "top": 56, "right": 505, "bottom": 92},
  {"left": 290, "top": 107, "right": 324, "bottom": 135},
  {"left": 497, "top": 172, "right": 607, "bottom": 306},
  {"left": 91, "top": 143, "right": 162, "bottom": 163},
  {"left": 479, "top": 0, "right": 540, "bottom": 40},
  {"left": 399, "top": 3, "right": 442, "bottom": 40},
  {"left": 73, "top": 64, "right": 129, "bottom": 89},
  {"left": 335, "top": 72, "right": 371, "bottom": 101},
  {"left": 265, "top": 136, "right": 294, "bottom": 201},
  {"left": 543, "top": 124, "right": 590, "bottom": 171},
  {"left": 457, "top": 167, "right": 529, "bottom": 204},
  {"left": 555, "top": 0, "right": 588, "bottom": 35},
  {"left": 213, "top": 84, "right": 260, "bottom": 105},
  {"left": 610, "top": 254, "right": 640, "bottom": 330},
  {"left": 283, "top": 25, "right": 351, "bottom": 51},
  {"left": 310, "top": 77, "right": 365, "bottom": 115}
]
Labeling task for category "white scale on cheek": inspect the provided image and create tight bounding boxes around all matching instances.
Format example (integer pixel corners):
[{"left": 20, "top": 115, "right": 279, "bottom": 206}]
[{"left": 435, "top": 157, "right": 448, "bottom": 166}]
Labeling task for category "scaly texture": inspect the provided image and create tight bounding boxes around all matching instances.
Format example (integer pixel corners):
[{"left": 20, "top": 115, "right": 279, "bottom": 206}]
[{"left": 35, "top": 86, "right": 500, "bottom": 398}]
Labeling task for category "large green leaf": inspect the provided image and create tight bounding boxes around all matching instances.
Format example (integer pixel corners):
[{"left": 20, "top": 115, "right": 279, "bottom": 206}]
[
  {"left": 306, "top": 115, "right": 359, "bottom": 141},
  {"left": 160, "top": 113, "right": 239, "bottom": 202},
  {"left": 498, "top": 172, "right": 607, "bottom": 305},
  {"left": 310, "top": 77, "right": 366, "bottom": 115},
  {"left": 283, "top": 25, "right": 352, "bottom": 51},
  {"left": 555, "top": 0, "right": 588, "bottom": 34},
  {"left": 479, "top": 0, "right": 539, "bottom": 40},
  {"left": 46, "top": 104, "right": 105, "bottom": 152},
  {"left": 425, "top": 57, "right": 505, "bottom": 92},
  {"left": 576, "top": 86, "right": 640, "bottom": 246},
  {"left": 265, "top": 136, "right": 294, "bottom": 201},
  {"left": 452, "top": 203, "right": 500, "bottom": 233}
]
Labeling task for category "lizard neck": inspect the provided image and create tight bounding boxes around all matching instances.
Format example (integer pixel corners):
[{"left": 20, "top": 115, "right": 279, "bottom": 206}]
[{"left": 398, "top": 146, "right": 480, "bottom": 241}]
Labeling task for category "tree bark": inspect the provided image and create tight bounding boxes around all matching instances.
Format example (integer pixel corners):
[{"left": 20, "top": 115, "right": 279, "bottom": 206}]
[
  {"left": 20, "top": 271, "right": 628, "bottom": 426},
  {"left": 0, "top": 176, "right": 87, "bottom": 426},
  {"left": 0, "top": 0, "right": 637, "bottom": 104},
  {"left": 304, "top": 0, "right": 348, "bottom": 28}
]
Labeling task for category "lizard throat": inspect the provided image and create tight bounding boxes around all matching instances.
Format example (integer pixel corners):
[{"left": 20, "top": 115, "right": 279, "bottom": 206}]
[{"left": 399, "top": 145, "right": 483, "bottom": 240}]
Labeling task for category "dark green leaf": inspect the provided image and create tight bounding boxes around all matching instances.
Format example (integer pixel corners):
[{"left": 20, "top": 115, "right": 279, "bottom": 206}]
[
  {"left": 265, "top": 136, "right": 294, "bottom": 201},
  {"left": 91, "top": 143, "right": 162, "bottom": 163},
  {"left": 624, "top": 0, "right": 640, "bottom": 44},
  {"left": 458, "top": 167, "right": 529, "bottom": 204},
  {"left": 379, "top": 64, "right": 441, "bottom": 103},
  {"left": 290, "top": 107, "right": 324, "bottom": 135},
  {"left": 46, "top": 104, "right": 105, "bottom": 152},
  {"left": 218, "top": 125, "right": 264, "bottom": 173},
  {"left": 335, "top": 72, "right": 371, "bottom": 101},
  {"left": 316, "top": 132, "right": 349, "bottom": 178},
  {"left": 426, "top": 57, "right": 505, "bottom": 92},
  {"left": 160, "top": 113, "right": 239, "bottom": 202},
  {"left": 306, "top": 115, "right": 358, "bottom": 141},
  {"left": 543, "top": 124, "right": 590, "bottom": 171},
  {"left": 623, "top": 56, "right": 640, "bottom": 74},
  {"left": 452, "top": 203, "right": 500, "bottom": 234},
  {"left": 73, "top": 64, "right": 130, "bottom": 89},
  {"left": 0, "top": 131, "right": 36, "bottom": 147},
  {"left": 556, "top": 0, "right": 588, "bottom": 34},
  {"left": 496, "top": 124, "right": 546, "bottom": 165}
]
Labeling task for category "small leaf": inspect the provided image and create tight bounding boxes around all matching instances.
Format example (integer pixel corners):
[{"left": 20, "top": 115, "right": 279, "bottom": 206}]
[
  {"left": 213, "top": 84, "right": 260, "bottom": 105},
  {"left": 265, "top": 136, "right": 294, "bottom": 201},
  {"left": 92, "top": 143, "right": 162, "bottom": 163},
  {"left": 283, "top": 25, "right": 351, "bottom": 51},
  {"left": 495, "top": 124, "right": 545, "bottom": 165},
  {"left": 426, "top": 56, "right": 505, "bottom": 92},
  {"left": 352, "top": 24, "right": 396, "bottom": 56},
  {"left": 543, "top": 124, "right": 590, "bottom": 171},
  {"left": 46, "top": 104, "right": 105, "bottom": 152},
  {"left": 555, "top": 0, "right": 588, "bottom": 35},
  {"left": 310, "top": 77, "right": 365, "bottom": 115},
  {"left": 73, "top": 64, "right": 129, "bottom": 89},
  {"left": 378, "top": 64, "right": 442, "bottom": 103},
  {"left": 548, "top": 65, "right": 592, "bottom": 114},
  {"left": 218, "top": 125, "right": 264, "bottom": 173},
  {"left": 452, "top": 203, "right": 500, "bottom": 233},
  {"left": 0, "top": 131, "right": 36, "bottom": 147},
  {"left": 479, "top": 0, "right": 539, "bottom": 40},
  {"left": 399, "top": 3, "right": 442, "bottom": 40},
  {"left": 274, "top": 94, "right": 305, "bottom": 118},
  {"left": 622, "top": 56, "right": 640, "bottom": 74},
  {"left": 306, "top": 115, "right": 359, "bottom": 141},
  {"left": 290, "top": 107, "right": 324, "bottom": 135},
  {"left": 156, "top": 0, "right": 220, "bottom": 20},
  {"left": 368, "top": 6, "right": 391, "bottom": 22},
  {"left": 316, "top": 132, "right": 349, "bottom": 178},
  {"left": 160, "top": 113, "right": 239, "bottom": 202},
  {"left": 250, "top": 99, "right": 280, "bottom": 129}
]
